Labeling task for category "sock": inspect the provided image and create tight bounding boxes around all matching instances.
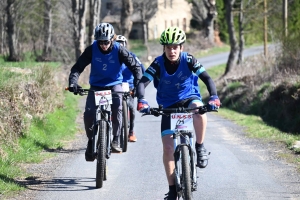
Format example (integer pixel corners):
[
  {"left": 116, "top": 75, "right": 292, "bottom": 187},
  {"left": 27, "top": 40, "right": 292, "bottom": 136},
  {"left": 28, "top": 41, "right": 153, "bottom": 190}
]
[
  {"left": 169, "top": 185, "right": 177, "bottom": 195},
  {"left": 195, "top": 142, "right": 204, "bottom": 149}
]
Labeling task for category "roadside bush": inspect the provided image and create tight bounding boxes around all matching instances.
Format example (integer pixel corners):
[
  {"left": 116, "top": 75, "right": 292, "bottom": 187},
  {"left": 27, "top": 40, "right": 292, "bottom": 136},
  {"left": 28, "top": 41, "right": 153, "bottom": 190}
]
[{"left": 0, "top": 64, "right": 64, "bottom": 146}]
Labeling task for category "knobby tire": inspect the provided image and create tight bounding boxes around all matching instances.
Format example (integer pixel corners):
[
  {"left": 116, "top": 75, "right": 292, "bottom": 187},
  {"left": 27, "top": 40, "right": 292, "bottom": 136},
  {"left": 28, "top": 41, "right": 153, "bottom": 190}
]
[
  {"left": 120, "top": 100, "right": 129, "bottom": 152},
  {"left": 96, "top": 120, "right": 107, "bottom": 188},
  {"left": 181, "top": 145, "right": 192, "bottom": 200}
]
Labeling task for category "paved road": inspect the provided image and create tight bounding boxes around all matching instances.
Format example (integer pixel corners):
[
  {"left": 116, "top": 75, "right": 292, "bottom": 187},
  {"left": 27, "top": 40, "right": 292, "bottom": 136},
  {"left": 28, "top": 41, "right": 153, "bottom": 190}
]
[
  {"left": 200, "top": 45, "right": 275, "bottom": 68},
  {"left": 29, "top": 46, "right": 300, "bottom": 200}
]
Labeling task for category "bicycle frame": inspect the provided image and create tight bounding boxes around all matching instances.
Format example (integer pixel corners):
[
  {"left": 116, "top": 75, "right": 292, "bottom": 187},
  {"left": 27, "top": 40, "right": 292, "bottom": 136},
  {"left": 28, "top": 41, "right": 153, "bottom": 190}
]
[{"left": 143, "top": 105, "right": 216, "bottom": 199}]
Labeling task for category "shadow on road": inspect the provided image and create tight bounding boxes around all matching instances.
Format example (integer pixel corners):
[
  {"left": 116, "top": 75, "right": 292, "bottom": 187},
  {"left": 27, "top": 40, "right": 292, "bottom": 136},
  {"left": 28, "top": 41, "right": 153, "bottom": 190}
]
[{"left": 16, "top": 176, "right": 99, "bottom": 191}]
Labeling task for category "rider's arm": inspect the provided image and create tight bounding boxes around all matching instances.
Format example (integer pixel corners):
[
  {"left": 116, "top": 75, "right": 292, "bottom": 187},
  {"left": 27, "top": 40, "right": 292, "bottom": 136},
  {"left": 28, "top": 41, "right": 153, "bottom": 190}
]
[
  {"left": 136, "top": 60, "right": 161, "bottom": 99},
  {"left": 187, "top": 54, "right": 217, "bottom": 96},
  {"left": 130, "top": 52, "right": 146, "bottom": 74},
  {"left": 69, "top": 45, "right": 93, "bottom": 84},
  {"left": 118, "top": 45, "right": 143, "bottom": 86}
]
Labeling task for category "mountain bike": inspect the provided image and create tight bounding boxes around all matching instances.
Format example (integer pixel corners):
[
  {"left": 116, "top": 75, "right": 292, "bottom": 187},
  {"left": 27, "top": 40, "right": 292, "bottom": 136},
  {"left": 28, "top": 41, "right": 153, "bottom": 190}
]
[
  {"left": 66, "top": 87, "right": 129, "bottom": 188},
  {"left": 143, "top": 105, "right": 215, "bottom": 200}
]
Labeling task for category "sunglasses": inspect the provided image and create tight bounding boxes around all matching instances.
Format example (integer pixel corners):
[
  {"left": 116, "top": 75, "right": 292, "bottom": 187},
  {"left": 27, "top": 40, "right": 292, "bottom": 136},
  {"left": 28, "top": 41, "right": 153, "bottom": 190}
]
[{"left": 99, "top": 40, "right": 111, "bottom": 45}]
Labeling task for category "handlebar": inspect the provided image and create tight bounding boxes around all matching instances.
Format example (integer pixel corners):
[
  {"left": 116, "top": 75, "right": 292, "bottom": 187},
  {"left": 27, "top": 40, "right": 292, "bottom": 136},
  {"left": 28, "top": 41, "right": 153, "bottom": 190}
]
[
  {"left": 65, "top": 87, "right": 131, "bottom": 96},
  {"left": 143, "top": 105, "right": 217, "bottom": 116}
]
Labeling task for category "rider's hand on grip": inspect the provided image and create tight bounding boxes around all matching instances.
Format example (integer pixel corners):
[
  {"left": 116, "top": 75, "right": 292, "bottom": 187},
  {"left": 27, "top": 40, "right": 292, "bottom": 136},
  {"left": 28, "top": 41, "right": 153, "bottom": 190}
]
[
  {"left": 208, "top": 95, "right": 221, "bottom": 111},
  {"left": 68, "top": 83, "right": 82, "bottom": 95},
  {"left": 137, "top": 98, "right": 150, "bottom": 114}
]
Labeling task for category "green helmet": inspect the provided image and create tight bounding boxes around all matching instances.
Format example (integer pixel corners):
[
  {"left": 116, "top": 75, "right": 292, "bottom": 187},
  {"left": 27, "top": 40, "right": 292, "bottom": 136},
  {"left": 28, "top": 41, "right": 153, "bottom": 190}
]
[{"left": 159, "top": 27, "right": 186, "bottom": 45}]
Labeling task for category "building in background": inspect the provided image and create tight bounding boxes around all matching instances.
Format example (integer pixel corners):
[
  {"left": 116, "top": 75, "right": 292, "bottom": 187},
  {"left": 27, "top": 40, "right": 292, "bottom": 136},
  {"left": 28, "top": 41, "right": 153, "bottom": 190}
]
[{"left": 101, "top": 0, "right": 192, "bottom": 40}]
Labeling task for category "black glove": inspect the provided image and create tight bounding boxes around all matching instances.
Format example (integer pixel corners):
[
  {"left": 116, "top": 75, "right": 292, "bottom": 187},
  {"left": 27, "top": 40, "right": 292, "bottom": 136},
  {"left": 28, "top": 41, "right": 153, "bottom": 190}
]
[
  {"left": 68, "top": 83, "right": 82, "bottom": 95},
  {"left": 131, "top": 88, "right": 136, "bottom": 97}
]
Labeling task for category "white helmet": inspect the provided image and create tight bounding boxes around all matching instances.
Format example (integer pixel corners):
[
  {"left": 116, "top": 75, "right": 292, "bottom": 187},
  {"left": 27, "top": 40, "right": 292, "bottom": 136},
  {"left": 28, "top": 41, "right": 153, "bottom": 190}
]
[
  {"left": 116, "top": 35, "right": 127, "bottom": 47},
  {"left": 94, "top": 23, "right": 115, "bottom": 41}
]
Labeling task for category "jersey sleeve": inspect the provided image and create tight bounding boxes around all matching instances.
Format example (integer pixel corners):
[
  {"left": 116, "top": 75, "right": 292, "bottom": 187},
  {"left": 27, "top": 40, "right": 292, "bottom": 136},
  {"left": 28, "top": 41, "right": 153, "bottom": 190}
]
[
  {"left": 186, "top": 53, "right": 206, "bottom": 76},
  {"left": 69, "top": 45, "right": 93, "bottom": 85}
]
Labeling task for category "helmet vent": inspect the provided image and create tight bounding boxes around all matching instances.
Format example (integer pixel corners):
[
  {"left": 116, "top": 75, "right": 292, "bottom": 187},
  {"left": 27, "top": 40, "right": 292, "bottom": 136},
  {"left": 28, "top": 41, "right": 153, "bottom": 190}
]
[{"left": 172, "top": 33, "right": 176, "bottom": 43}]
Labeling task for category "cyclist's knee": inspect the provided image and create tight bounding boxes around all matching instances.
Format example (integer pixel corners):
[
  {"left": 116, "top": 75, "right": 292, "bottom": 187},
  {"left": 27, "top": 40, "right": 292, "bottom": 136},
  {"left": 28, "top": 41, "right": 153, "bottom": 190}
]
[{"left": 193, "top": 112, "right": 207, "bottom": 120}]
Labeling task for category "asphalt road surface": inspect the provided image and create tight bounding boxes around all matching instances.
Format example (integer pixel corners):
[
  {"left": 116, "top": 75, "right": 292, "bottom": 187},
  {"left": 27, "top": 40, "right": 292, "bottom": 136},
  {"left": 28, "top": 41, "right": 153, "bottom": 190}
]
[{"left": 25, "top": 46, "right": 300, "bottom": 200}]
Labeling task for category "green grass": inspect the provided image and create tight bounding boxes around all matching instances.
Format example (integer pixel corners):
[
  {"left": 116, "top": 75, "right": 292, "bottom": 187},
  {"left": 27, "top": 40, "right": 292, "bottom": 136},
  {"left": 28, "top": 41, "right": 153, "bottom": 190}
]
[
  {"left": 218, "top": 108, "right": 300, "bottom": 154},
  {"left": 197, "top": 63, "right": 300, "bottom": 167},
  {"left": 198, "top": 64, "right": 226, "bottom": 97},
  {"left": 129, "top": 39, "right": 147, "bottom": 58},
  {"left": 0, "top": 93, "right": 80, "bottom": 196}
]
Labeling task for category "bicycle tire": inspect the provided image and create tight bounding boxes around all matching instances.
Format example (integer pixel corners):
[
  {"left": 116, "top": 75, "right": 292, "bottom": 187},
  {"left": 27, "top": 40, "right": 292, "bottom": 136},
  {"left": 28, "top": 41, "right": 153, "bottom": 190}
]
[
  {"left": 96, "top": 119, "right": 107, "bottom": 188},
  {"left": 181, "top": 145, "right": 192, "bottom": 200},
  {"left": 120, "top": 100, "right": 129, "bottom": 152}
]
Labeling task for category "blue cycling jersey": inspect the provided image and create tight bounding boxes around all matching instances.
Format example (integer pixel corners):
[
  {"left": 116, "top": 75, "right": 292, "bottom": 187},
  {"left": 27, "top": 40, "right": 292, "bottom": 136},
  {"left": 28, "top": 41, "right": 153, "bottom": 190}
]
[
  {"left": 155, "top": 52, "right": 200, "bottom": 108},
  {"left": 90, "top": 41, "right": 123, "bottom": 87}
]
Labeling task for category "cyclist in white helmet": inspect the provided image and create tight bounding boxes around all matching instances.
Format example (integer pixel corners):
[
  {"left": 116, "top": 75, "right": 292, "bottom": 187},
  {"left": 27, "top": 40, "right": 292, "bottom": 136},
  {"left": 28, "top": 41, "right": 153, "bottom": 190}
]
[
  {"left": 68, "top": 23, "right": 145, "bottom": 159},
  {"left": 136, "top": 26, "right": 221, "bottom": 199},
  {"left": 116, "top": 35, "right": 145, "bottom": 142}
]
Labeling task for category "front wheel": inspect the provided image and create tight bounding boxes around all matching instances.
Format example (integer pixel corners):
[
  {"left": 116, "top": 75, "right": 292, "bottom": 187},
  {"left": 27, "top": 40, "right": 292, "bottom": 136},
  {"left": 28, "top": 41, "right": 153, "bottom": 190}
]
[
  {"left": 96, "top": 120, "right": 107, "bottom": 188},
  {"left": 181, "top": 145, "right": 192, "bottom": 199},
  {"left": 120, "top": 100, "right": 129, "bottom": 152}
]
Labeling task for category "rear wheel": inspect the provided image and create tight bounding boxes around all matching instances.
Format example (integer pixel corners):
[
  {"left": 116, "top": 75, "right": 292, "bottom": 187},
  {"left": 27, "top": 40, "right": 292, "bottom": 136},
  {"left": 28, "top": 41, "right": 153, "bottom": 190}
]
[
  {"left": 181, "top": 145, "right": 192, "bottom": 200},
  {"left": 96, "top": 120, "right": 107, "bottom": 188},
  {"left": 120, "top": 100, "right": 129, "bottom": 152}
]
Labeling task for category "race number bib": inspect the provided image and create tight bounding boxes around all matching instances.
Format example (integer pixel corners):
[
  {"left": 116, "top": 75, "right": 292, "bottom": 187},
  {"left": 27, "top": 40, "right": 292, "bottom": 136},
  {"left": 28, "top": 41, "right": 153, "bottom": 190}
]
[
  {"left": 170, "top": 113, "right": 194, "bottom": 131},
  {"left": 94, "top": 90, "right": 112, "bottom": 105},
  {"left": 121, "top": 82, "right": 130, "bottom": 92}
]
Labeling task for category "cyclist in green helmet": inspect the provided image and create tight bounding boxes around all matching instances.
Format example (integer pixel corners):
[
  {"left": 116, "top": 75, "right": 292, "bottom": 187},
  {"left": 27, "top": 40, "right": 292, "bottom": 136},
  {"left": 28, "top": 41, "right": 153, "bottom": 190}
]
[{"left": 136, "top": 26, "right": 221, "bottom": 200}]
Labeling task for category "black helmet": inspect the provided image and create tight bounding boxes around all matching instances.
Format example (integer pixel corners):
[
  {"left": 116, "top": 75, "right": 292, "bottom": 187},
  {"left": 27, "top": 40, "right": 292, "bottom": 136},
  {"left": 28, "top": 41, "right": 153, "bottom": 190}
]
[{"left": 94, "top": 23, "right": 115, "bottom": 41}]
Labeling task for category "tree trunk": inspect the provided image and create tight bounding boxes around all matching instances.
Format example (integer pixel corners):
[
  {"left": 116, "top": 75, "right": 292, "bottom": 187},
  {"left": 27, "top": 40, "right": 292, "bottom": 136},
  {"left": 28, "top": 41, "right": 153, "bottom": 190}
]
[
  {"left": 224, "top": 0, "right": 238, "bottom": 76},
  {"left": 6, "top": 0, "right": 20, "bottom": 61},
  {"left": 41, "top": 0, "right": 52, "bottom": 61},
  {"left": 0, "top": 14, "right": 4, "bottom": 54},
  {"left": 88, "top": 0, "right": 101, "bottom": 45},
  {"left": 120, "top": 0, "right": 133, "bottom": 40},
  {"left": 71, "top": 0, "right": 87, "bottom": 59},
  {"left": 204, "top": 0, "right": 217, "bottom": 45},
  {"left": 237, "top": 0, "right": 244, "bottom": 65}
]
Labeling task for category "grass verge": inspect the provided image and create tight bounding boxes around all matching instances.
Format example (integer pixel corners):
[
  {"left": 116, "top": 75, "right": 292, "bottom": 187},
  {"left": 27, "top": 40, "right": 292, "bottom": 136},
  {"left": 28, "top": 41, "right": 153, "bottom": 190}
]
[
  {"left": 199, "top": 63, "right": 300, "bottom": 170},
  {"left": 0, "top": 92, "right": 80, "bottom": 197}
]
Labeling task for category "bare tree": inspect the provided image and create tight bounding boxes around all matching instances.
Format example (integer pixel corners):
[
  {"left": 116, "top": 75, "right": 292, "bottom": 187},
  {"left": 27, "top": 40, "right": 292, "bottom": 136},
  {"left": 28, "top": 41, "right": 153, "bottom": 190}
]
[
  {"left": 223, "top": 0, "right": 238, "bottom": 76},
  {"left": 71, "top": 0, "right": 87, "bottom": 59},
  {"left": 40, "top": 0, "right": 52, "bottom": 61},
  {"left": 87, "top": 0, "right": 101, "bottom": 45},
  {"left": 135, "top": 1, "right": 157, "bottom": 42},
  {"left": 0, "top": 1, "right": 5, "bottom": 55},
  {"left": 5, "top": 0, "right": 20, "bottom": 61},
  {"left": 134, "top": 1, "right": 157, "bottom": 57},
  {"left": 237, "top": 0, "right": 244, "bottom": 65},
  {"left": 188, "top": 0, "right": 217, "bottom": 44},
  {"left": 120, "top": 0, "right": 133, "bottom": 40}
]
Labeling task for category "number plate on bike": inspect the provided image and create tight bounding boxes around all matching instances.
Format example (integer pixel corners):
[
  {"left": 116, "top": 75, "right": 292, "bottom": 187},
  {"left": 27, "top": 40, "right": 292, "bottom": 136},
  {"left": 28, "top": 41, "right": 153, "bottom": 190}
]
[
  {"left": 94, "top": 90, "right": 112, "bottom": 105},
  {"left": 170, "top": 113, "right": 194, "bottom": 131}
]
